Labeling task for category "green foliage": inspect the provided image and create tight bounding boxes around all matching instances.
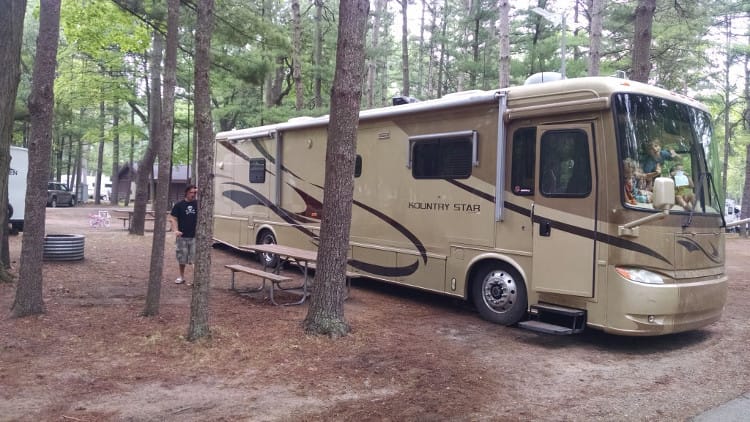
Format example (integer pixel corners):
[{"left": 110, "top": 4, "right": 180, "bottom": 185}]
[{"left": 11, "top": 0, "right": 749, "bottom": 201}]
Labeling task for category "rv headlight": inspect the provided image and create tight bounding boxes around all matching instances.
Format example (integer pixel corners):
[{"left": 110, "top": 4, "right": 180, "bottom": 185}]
[{"left": 615, "top": 267, "right": 664, "bottom": 285}]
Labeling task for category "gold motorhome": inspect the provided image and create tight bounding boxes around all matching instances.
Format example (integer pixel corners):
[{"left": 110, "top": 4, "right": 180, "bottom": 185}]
[{"left": 213, "top": 76, "right": 728, "bottom": 336}]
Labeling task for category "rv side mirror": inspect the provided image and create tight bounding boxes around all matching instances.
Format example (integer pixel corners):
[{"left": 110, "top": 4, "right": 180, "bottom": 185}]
[{"left": 652, "top": 177, "right": 675, "bottom": 211}]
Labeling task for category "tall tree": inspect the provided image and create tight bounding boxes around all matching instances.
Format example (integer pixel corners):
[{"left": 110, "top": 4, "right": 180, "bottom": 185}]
[
  {"left": 366, "top": 0, "right": 387, "bottom": 108},
  {"left": 397, "top": 0, "right": 410, "bottom": 96},
  {"left": 143, "top": 0, "right": 179, "bottom": 317},
  {"left": 187, "top": 0, "right": 216, "bottom": 341},
  {"left": 303, "top": 0, "right": 370, "bottom": 337},
  {"left": 630, "top": 0, "right": 656, "bottom": 82},
  {"left": 313, "top": 0, "right": 325, "bottom": 109},
  {"left": 498, "top": 0, "right": 510, "bottom": 88},
  {"left": 587, "top": 0, "right": 603, "bottom": 76},
  {"left": 291, "top": 0, "right": 303, "bottom": 111},
  {"left": 0, "top": 0, "right": 27, "bottom": 279},
  {"left": 12, "top": 0, "right": 61, "bottom": 317},
  {"left": 742, "top": 32, "right": 750, "bottom": 221},
  {"left": 131, "top": 30, "right": 162, "bottom": 235}
]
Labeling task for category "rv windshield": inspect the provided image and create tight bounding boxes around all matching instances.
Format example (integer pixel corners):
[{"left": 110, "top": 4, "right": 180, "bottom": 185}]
[{"left": 614, "top": 93, "right": 721, "bottom": 215}]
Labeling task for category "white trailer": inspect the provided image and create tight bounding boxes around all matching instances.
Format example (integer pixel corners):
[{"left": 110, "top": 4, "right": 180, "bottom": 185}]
[{"left": 9, "top": 146, "right": 28, "bottom": 233}]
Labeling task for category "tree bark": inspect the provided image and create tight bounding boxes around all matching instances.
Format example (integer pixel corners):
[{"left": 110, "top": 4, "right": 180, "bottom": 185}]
[
  {"left": 303, "top": 0, "right": 369, "bottom": 338},
  {"left": 630, "top": 0, "right": 656, "bottom": 83},
  {"left": 0, "top": 0, "right": 26, "bottom": 279},
  {"left": 12, "top": 0, "right": 61, "bottom": 317},
  {"left": 187, "top": 0, "right": 215, "bottom": 342},
  {"left": 143, "top": 0, "right": 179, "bottom": 317}
]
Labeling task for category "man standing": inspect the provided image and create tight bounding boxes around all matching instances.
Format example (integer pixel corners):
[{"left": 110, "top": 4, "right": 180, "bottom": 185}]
[{"left": 169, "top": 185, "right": 198, "bottom": 284}]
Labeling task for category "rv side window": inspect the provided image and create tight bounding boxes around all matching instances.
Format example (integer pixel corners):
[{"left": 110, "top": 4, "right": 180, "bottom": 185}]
[
  {"left": 511, "top": 127, "right": 535, "bottom": 195},
  {"left": 539, "top": 130, "right": 591, "bottom": 197},
  {"left": 412, "top": 137, "right": 472, "bottom": 179},
  {"left": 355, "top": 155, "right": 362, "bottom": 178},
  {"left": 249, "top": 158, "right": 266, "bottom": 183}
]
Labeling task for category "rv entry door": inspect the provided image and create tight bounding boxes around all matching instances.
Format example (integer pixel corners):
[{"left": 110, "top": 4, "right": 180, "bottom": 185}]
[{"left": 531, "top": 123, "right": 596, "bottom": 297}]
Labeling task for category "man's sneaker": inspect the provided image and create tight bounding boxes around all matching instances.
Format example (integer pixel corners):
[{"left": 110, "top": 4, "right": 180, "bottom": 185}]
[{"left": 175, "top": 277, "right": 185, "bottom": 284}]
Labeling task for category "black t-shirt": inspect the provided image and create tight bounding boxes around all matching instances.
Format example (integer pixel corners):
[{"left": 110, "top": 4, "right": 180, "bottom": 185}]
[{"left": 170, "top": 200, "right": 198, "bottom": 238}]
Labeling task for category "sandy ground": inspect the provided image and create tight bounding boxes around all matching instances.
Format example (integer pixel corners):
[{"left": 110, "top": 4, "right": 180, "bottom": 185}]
[{"left": 0, "top": 205, "right": 748, "bottom": 421}]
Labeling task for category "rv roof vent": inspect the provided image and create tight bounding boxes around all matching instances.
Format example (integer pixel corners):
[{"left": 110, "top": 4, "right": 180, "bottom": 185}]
[
  {"left": 392, "top": 95, "right": 420, "bottom": 106},
  {"left": 524, "top": 72, "right": 564, "bottom": 85}
]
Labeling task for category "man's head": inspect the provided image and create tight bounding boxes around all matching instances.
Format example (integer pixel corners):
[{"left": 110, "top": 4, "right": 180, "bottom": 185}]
[{"left": 185, "top": 185, "right": 198, "bottom": 201}]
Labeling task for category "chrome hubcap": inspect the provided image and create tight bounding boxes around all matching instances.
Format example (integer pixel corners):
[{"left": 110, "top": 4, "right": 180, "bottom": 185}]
[{"left": 482, "top": 271, "right": 517, "bottom": 314}]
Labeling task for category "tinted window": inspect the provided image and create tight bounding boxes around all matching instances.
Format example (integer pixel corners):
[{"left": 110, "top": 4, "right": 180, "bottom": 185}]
[
  {"left": 511, "top": 127, "right": 535, "bottom": 195},
  {"left": 540, "top": 130, "right": 591, "bottom": 197},
  {"left": 412, "top": 137, "right": 472, "bottom": 179},
  {"left": 249, "top": 158, "right": 266, "bottom": 183}
]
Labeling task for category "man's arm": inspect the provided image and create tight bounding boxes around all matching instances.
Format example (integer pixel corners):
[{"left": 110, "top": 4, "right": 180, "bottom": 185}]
[{"left": 169, "top": 213, "right": 181, "bottom": 236}]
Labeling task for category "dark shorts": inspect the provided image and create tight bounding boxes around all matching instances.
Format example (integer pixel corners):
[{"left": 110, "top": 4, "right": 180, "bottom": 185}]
[{"left": 175, "top": 237, "right": 195, "bottom": 265}]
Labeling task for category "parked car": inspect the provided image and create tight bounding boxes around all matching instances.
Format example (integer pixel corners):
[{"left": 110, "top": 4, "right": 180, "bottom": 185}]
[{"left": 47, "top": 182, "right": 76, "bottom": 207}]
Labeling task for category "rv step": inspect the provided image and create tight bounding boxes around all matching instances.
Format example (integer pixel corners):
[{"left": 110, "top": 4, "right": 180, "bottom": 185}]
[
  {"left": 518, "top": 320, "right": 575, "bottom": 335},
  {"left": 523, "top": 303, "right": 587, "bottom": 334},
  {"left": 530, "top": 303, "right": 585, "bottom": 317}
]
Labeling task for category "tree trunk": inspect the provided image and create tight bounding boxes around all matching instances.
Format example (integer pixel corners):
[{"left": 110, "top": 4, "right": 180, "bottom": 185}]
[
  {"left": 12, "top": 0, "right": 61, "bottom": 317},
  {"left": 292, "top": 0, "right": 303, "bottom": 111},
  {"left": 721, "top": 15, "right": 731, "bottom": 204},
  {"left": 366, "top": 0, "right": 386, "bottom": 108},
  {"left": 437, "top": 0, "right": 448, "bottom": 97},
  {"left": 313, "top": 0, "right": 323, "bottom": 109},
  {"left": 741, "top": 38, "right": 750, "bottom": 220},
  {"left": 498, "top": 0, "right": 510, "bottom": 88},
  {"left": 111, "top": 100, "right": 120, "bottom": 205},
  {"left": 303, "top": 0, "right": 369, "bottom": 338},
  {"left": 0, "top": 0, "right": 26, "bottom": 279},
  {"left": 95, "top": 99, "right": 105, "bottom": 204},
  {"left": 630, "top": 0, "right": 656, "bottom": 83},
  {"left": 143, "top": 0, "right": 179, "bottom": 317},
  {"left": 399, "top": 0, "right": 410, "bottom": 96},
  {"left": 470, "top": 0, "right": 480, "bottom": 88},
  {"left": 131, "top": 31, "right": 162, "bottom": 235},
  {"left": 187, "top": 0, "right": 215, "bottom": 342},
  {"left": 587, "top": 0, "right": 603, "bottom": 76},
  {"left": 426, "top": 0, "right": 437, "bottom": 97}
]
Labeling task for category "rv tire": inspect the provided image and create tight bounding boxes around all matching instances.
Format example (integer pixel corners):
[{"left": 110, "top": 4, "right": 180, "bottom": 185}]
[
  {"left": 257, "top": 230, "right": 280, "bottom": 268},
  {"left": 471, "top": 263, "right": 527, "bottom": 326}
]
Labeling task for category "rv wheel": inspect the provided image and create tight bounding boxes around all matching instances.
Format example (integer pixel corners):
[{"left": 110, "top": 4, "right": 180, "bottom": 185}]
[
  {"left": 471, "top": 263, "right": 527, "bottom": 326},
  {"left": 257, "top": 230, "right": 280, "bottom": 268}
]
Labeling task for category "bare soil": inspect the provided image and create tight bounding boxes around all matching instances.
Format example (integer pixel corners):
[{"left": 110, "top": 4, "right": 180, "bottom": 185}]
[{"left": 1, "top": 205, "right": 749, "bottom": 421}]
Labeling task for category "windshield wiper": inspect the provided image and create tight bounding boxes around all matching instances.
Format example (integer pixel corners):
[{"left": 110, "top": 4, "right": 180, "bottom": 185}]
[{"left": 683, "top": 171, "right": 704, "bottom": 228}]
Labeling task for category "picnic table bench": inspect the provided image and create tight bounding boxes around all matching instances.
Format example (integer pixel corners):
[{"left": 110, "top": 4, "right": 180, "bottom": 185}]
[{"left": 225, "top": 264, "right": 302, "bottom": 306}]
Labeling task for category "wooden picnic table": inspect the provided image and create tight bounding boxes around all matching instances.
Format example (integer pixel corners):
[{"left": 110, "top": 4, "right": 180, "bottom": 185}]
[{"left": 112, "top": 209, "right": 171, "bottom": 231}]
